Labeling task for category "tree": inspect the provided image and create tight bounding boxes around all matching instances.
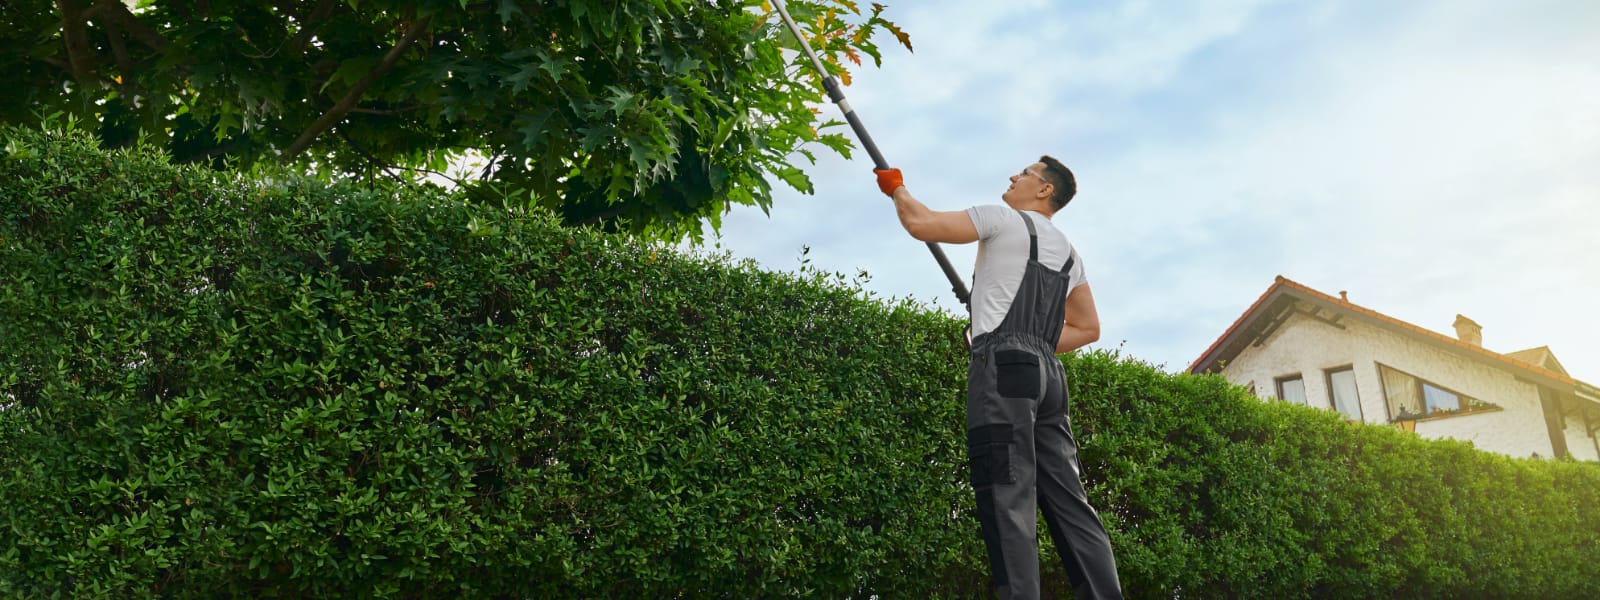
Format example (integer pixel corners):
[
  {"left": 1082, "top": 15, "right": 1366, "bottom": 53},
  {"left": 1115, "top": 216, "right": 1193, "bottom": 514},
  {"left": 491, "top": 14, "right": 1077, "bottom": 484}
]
[{"left": 0, "top": 0, "right": 911, "bottom": 239}]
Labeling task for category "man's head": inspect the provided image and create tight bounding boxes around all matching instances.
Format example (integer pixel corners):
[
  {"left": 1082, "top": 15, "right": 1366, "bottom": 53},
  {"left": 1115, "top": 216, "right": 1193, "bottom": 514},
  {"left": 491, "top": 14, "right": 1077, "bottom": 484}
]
[{"left": 1001, "top": 155, "right": 1077, "bottom": 214}]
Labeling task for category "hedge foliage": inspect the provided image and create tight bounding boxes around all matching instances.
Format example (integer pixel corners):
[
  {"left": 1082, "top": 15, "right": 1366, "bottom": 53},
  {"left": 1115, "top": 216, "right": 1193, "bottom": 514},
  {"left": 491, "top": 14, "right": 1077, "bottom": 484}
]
[
  {"left": 1066, "top": 352, "right": 1600, "bottom": 599},
  {"left": 0, "top": 126, "right": 981, "bottom": 597},
  {"left": 3, "top": 127, "right": 1598, "bottom": 598}
]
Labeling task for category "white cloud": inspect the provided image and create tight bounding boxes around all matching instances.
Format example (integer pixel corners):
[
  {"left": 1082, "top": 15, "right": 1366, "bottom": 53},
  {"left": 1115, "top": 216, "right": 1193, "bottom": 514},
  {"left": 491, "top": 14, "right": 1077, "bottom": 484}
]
[{"left": 1131, "top": 0, "right": 1600, "bottom": 380}]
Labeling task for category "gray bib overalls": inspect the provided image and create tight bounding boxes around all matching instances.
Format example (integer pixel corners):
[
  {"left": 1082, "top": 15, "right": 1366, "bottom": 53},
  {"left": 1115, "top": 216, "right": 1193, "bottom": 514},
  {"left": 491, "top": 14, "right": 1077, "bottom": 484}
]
[{"left": 966, "top": 210, "right": 1122, "bottom": 600}]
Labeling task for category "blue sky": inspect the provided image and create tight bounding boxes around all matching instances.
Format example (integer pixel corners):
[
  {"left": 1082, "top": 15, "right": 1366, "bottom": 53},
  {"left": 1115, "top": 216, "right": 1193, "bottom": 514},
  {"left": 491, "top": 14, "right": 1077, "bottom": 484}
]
[{"left": 696, "top": 0, "right": 1600, "bottom": 384}]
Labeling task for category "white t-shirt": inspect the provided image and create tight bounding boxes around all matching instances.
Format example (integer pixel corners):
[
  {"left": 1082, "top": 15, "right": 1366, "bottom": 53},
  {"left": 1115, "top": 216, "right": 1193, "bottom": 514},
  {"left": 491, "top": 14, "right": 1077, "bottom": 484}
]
[{"left": 965, "top": 204, "right": 1087, "bottom": 337}]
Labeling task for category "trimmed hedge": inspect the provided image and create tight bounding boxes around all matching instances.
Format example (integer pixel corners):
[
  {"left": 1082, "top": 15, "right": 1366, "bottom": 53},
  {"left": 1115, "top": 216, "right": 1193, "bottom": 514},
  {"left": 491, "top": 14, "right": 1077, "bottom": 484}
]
[
  {"left": 1066, "top": 351, "right": 1600, "bottom": 598},
  {"left": 0, "top": 127, "right": 982, "bottom": 597},
  {"left": 3, "top": 127, "right": 1598, "bottom": 598}
]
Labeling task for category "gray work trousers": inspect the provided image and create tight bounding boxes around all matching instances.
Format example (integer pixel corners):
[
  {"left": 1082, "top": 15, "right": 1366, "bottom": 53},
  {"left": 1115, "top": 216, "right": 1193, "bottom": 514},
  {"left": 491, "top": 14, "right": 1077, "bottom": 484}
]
[{"left": 967, "top": 340, "right": 1122, "bottom": 600}]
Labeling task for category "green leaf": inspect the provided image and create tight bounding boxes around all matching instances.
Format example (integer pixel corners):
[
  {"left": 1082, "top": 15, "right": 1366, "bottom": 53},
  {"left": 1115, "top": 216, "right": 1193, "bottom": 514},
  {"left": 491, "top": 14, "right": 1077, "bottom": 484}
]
[
  {"left": 495, "top": 0, "right": 522, "bottom": 23},
  {"left": 772, "top": 165, "right": 813, "bottom": 194},
  {"left": 0, "top": 0, "right": 919, "bottom": 242},
  {"left": 513, "top": 110, "right": 554, "bottom": 150},
  {"left": 321, "top": 57, "right": 380, "bottom": 94}
]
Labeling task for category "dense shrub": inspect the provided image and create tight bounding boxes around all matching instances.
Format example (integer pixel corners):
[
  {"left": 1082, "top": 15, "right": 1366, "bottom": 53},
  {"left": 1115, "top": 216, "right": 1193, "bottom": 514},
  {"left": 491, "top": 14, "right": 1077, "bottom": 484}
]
[
  {"left": 1064, "top": 350, "right": 1600, "bottom": 599},
  {"left": 3, "top": 127, "right": 1598, "bottom": 598},
  {"left": 0, "top": 127, "right": 981, "bottom": 597}
]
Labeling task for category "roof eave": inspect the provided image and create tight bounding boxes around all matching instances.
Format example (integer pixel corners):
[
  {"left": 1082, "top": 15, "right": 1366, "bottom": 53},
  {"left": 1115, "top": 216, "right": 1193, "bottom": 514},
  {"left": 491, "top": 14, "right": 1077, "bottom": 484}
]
[{"left": 1188, "top": 283, "right": 1295, "bottom": 374}]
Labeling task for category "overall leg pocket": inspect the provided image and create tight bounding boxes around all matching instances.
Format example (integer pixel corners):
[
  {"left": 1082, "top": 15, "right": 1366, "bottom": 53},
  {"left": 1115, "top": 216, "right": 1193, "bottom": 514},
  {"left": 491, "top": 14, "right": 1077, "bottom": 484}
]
[
  {"left": 994, "top": 350, "right": 1040, "bottom": 399},
  {"left": 968, "top": 424, "right": 1016, "bottom": 487}
]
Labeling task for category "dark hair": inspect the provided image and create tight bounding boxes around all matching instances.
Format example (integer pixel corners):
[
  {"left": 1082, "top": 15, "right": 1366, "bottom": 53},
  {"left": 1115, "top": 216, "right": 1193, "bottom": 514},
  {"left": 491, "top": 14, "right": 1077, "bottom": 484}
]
[{"left": 1038, "top": 155, "right": 1077, "bottom": 210}]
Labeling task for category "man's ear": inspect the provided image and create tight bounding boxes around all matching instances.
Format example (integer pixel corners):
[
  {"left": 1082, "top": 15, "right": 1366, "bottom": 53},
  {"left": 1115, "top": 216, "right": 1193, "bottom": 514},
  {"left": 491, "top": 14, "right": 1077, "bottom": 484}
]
[{"left": 1036, "top": 183, "right": 1054, "bottom": 201}]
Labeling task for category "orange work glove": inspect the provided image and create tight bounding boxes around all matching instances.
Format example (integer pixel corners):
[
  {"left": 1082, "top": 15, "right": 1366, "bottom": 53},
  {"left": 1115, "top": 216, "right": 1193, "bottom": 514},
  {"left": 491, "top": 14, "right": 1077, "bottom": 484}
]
[{"left": 874, "top": 168, "right": 904, "bottom": 197}]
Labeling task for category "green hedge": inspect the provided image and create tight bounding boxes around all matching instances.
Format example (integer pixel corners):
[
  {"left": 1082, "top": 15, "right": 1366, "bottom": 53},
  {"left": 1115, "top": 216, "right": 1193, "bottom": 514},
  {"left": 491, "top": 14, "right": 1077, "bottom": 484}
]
[
  {"left": 1066, "top": 351, "right": 1600, "bottom": 598},
  {"left": 3, "top": 127, "right": 1598, "bottom": 598},
  {"left": 0, "top": 127, "right": 981, "bottom": 597}
]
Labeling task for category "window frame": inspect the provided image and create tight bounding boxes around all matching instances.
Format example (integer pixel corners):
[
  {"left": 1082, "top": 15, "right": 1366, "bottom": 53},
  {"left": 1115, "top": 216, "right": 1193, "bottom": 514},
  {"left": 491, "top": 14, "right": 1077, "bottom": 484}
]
[
  {"left": 1323, "top": 365, "right": 1364, "bottom": 421},
  {"left": 1421, "top": 381, "right": 1469, "bottom": 414},
  {"left": 1275, "top": 373, "right": 1307, "bottom": 406},
  {"left": 1375, "top": 362, "right": 1502, "bottom": 421}
]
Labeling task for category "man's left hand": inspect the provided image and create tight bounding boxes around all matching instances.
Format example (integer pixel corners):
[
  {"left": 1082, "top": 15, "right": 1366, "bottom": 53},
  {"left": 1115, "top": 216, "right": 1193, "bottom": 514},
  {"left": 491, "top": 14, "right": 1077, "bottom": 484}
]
[{"left": 874, "top": 168, "right": 904, "bottom": 197}]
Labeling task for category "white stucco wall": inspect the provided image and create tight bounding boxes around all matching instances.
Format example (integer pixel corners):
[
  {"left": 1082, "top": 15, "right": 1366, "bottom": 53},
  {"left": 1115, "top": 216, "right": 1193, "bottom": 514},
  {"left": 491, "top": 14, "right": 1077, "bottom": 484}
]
[
  {"left": 1218, "top": 311, "right": 1564, "bottom": 459},
  {"left": 1562, "top": 418, "right": 1600, "bottom": 461}
]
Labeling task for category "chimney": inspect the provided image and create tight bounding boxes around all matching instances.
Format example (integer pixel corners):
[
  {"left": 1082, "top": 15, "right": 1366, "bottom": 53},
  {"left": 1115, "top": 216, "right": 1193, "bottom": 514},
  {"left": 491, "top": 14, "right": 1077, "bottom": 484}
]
[{"left": 1453, "top": 314, "right": 1482, "bottom": 347}]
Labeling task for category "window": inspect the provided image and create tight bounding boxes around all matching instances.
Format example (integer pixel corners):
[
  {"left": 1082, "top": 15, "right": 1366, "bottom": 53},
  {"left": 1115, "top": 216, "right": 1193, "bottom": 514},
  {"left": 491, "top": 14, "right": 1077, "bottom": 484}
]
[
  {"left": 1422, "top": 383, "right": 1459, "bottom": 414},
  {"left": 1276, "top": 374, "right": 1306, "bottom": 405},
  {"left": 1325, "top": 367, "right": 1363, "bottom": 421},
  {"left": 1377, "top": 363, "right": 1499, "bottom": 420}
]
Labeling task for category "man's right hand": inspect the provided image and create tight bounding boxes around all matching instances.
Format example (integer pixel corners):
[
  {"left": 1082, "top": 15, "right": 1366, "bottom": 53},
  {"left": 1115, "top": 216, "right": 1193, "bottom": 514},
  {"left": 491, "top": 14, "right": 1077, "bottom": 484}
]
[{"left": 874, "top": 168, "right": 904, "bottom": 197}]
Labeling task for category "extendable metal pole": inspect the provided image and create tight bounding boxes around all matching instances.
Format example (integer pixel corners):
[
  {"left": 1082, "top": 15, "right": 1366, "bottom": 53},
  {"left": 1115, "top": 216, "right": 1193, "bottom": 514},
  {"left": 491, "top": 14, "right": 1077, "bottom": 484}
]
[{"left": 772, "top": 0, "right": 972, "bottom": 309}]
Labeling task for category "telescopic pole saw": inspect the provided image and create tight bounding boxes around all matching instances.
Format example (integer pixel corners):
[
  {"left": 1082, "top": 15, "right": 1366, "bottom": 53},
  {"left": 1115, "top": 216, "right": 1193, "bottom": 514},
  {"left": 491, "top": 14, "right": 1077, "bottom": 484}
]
[{"left": 771, "top": 1, "right": 972, "bottom": 310}]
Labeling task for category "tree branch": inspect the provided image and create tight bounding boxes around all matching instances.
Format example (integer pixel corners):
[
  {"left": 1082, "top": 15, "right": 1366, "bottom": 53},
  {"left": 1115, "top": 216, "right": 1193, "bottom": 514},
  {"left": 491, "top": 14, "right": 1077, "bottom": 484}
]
[
  {"left": 285, "top": 16, "right": 433, "bottom": 160},
  {"left": 478, "top": 150, "right": 502, "bottom": 180},
  {"left": 102, "top": 13, "right": 135, "bottom": 86},
  {"left": 348, "top": 105, "right": 424, "bottom": 115},
  {"left": 335, "top": 127, "right": 408, "bottom": 185},
  {"left": 285, "top": 0, "right": 338, "bottom": 56},
  {"left": 98, "top": 0, "right": 169, "bottom": 51},
  {"left": 55, "top": 0, "right": 98, "bottom": 86},
  {"left": 338, "top": 128, "right": 468, "bottom": 187}
]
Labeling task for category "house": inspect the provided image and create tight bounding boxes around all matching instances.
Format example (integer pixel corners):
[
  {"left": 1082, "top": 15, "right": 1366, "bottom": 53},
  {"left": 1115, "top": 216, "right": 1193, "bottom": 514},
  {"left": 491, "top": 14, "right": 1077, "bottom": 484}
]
[{"left": 1189, "top": 276, "right": 1600, "bottom": 460}]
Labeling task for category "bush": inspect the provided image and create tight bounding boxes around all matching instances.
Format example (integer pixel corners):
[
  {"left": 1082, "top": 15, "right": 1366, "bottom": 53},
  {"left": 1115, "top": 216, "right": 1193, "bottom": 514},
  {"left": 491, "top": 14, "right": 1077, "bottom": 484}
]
[
  {"left": 1064, "top": 350, "right": 1600, "bottom": 599},
  {"left": 4, "top": 126, "right": 1598, "bottom": 598},
  {"left": 0, "top": 126, "right": 980, "bottom": 597}
]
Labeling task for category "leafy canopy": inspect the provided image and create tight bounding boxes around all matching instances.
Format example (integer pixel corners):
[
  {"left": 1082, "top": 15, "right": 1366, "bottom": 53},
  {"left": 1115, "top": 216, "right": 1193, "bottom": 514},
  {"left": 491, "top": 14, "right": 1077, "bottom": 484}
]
[{"left": 0, "top": 0, "right": 912, "bottom": 240}]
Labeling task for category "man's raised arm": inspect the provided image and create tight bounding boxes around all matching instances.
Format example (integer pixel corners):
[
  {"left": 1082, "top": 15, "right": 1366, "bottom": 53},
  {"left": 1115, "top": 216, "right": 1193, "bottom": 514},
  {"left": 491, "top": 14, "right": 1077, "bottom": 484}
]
[{"left": 875, "top": 168, "right": 979, "bottom": 244}]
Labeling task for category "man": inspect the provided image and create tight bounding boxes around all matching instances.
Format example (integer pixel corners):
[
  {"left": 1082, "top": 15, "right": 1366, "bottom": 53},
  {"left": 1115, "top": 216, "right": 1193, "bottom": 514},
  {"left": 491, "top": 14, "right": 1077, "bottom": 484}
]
[{"left": 873, "top": 158, "right": 1122, "bottom": 600}]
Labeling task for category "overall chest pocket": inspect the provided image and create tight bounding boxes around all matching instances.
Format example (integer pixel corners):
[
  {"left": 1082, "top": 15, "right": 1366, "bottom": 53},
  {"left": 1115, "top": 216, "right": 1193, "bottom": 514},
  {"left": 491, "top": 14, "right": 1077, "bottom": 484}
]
[{"left": 994, "top": 349, "right": 1040, "bottom": 399}]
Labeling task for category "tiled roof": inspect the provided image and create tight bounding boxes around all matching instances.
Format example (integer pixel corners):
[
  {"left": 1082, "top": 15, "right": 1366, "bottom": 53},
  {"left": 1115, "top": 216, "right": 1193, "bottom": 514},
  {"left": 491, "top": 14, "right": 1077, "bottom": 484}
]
[
  {"left": 1188, "top": 276, "right": 1579, "bottom": 389},
  {"left": 1504, "top": 347, "right": 1551, "bottom": 364},
  {"left": 1504, "top": 346, "right": 1569, "bottom": 376},
  {"left": 1187, "top": 278, "right": 1286, "bottom": 374}
]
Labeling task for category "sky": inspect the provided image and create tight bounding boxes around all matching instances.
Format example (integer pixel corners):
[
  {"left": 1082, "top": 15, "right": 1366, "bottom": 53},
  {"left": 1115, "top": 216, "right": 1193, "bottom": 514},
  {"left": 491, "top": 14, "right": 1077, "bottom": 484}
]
[{"left": 690, "top": 0, "right": 1600, "bottom": 384}]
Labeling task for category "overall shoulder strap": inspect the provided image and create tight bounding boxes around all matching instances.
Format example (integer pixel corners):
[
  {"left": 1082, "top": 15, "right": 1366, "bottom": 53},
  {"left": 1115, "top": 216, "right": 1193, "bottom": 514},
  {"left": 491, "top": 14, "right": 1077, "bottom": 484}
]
[
  {"left": 1017, "top": 209, "right": 1077, "bottom": 275},
  {"left": 1015, "top": 210, "right": 1038, "bottom": 263}
]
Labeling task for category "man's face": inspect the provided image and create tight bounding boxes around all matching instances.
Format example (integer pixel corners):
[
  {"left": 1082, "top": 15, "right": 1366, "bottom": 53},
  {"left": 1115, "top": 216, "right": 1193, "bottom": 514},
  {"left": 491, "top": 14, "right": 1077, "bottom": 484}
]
[{"left": 1002, "top": 161, "right": 1052, "bottom": 208}]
